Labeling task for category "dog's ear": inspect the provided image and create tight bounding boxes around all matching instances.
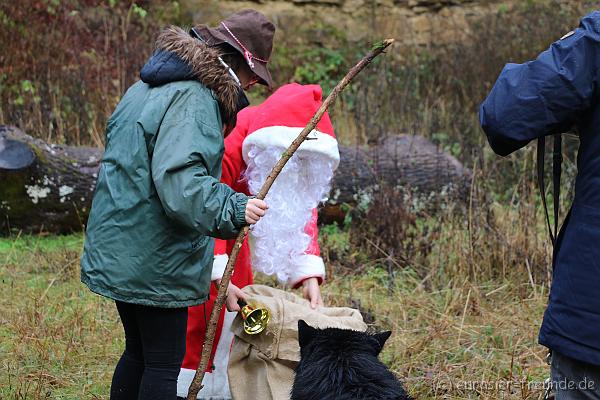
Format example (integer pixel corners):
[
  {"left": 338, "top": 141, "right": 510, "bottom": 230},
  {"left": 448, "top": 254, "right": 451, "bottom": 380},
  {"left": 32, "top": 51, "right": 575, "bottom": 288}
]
[
  {"left": 298, "top": 320, "right": 317, "bottom": 348},
  {"left": 373, "top": 330, "right": 392, "bottom": 354}
]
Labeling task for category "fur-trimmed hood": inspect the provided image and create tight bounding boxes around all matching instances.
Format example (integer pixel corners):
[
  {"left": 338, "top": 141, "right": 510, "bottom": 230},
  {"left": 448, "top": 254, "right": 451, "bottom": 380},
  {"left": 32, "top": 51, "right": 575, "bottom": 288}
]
[{"left": 140, "top": 26, "right": 240, "bottom": 125}]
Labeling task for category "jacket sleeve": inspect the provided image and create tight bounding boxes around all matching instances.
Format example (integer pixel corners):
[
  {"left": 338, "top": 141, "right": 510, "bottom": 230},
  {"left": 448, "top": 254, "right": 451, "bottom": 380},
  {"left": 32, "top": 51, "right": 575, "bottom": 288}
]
[
  {"left": 151, "top": 87, "right": 248, "bottom": 239},
  {"left": 222, "top": 107, "right": 252, "bottom": 188},
  {"left": 479, "top": 11, "right": 600, "bottom": 156}
]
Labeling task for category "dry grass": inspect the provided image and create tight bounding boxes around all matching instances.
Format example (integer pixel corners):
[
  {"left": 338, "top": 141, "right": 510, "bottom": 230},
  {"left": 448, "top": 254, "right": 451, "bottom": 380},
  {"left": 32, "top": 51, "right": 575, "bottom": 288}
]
[
  {"left": 0, "top": 235, "right": 118, "bottom": 399},
  {"left": 0, "top": 192, "right": 554, "bottom": 399},
  {"left": 313, "top": 170, "right": 555, "bottom": 399},
  {"left": 325, "top": 273, "right": 549, "bottom": 399}
]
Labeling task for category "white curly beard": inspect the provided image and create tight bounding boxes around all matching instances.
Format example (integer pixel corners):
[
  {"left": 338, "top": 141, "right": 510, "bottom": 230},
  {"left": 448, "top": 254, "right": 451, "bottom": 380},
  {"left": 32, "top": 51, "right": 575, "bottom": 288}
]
[{"left": 244, "top": 144, "right": 335, "bottom": 284}]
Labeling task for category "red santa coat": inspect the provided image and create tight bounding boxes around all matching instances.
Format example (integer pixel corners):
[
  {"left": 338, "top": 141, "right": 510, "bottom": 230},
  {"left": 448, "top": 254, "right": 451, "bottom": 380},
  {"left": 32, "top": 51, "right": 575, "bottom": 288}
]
[{"left": 178, "top": 83, "right": 338, "bottom": 399}]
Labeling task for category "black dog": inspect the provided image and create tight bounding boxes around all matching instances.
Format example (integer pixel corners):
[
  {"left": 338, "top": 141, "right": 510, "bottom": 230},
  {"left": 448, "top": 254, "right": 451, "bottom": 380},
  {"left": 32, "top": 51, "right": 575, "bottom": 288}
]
[{"left": 291, "top": 320, "right": 412, "bottom": 400}]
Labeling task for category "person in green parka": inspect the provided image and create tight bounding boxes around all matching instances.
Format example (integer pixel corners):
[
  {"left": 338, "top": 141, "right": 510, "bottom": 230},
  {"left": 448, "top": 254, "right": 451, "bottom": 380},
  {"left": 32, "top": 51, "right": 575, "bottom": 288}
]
[{"left": 80, "top": 10, "right": 275, "bottom": 400}]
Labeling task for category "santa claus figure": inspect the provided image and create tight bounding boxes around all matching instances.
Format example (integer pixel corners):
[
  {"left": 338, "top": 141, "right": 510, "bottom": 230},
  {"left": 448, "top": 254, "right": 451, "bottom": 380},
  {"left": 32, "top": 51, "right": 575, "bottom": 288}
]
[{"left": 177, "top": 83, "right": 339, "bottom": 399}]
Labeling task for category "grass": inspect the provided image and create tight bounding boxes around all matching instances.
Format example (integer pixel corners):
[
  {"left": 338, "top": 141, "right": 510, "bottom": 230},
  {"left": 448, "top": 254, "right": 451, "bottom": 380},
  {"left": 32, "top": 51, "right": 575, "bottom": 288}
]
[
  {"left": 319, "top": 198, "right": 553, "bottom": 399},
  {"left": 325, "top": 269, "right": 549, "bottom": 399},
  {"left": 0, "top": 209, "right": 552, "bottom": 399},
  {"left": 0, "top": 234, "right": 118, "bottom": 399}
]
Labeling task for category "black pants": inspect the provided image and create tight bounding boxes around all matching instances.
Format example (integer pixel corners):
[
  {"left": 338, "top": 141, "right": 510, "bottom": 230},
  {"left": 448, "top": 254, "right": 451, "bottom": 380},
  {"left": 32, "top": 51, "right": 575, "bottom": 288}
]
[
  {"left": 551, "top": 351, "right": 600, "bottom": 399},
  {"left": 110, "top": 301, "right": 188, "bottom": 400}
]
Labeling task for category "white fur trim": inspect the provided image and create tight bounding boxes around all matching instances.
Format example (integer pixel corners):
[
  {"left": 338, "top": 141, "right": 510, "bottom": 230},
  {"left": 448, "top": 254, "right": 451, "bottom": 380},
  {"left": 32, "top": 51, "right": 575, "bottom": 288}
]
[
  {"left": 287, "top": 254, "right": 326, "bottom": 287},
  {"left": 242, "top": 126, "right": 340, "bottom": 169},
  {"left": 177, "top": 312, "right": 237, "bottom": 399},
  {"left": 211, "top": 254, "right": 228, "bottom": 282}
]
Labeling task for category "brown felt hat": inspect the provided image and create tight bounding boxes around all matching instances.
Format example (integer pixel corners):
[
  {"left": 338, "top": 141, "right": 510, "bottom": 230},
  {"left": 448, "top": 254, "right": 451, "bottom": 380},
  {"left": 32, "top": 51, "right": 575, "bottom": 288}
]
[{"left": 193, "top": 9, "right": 275, "bottom": 89}]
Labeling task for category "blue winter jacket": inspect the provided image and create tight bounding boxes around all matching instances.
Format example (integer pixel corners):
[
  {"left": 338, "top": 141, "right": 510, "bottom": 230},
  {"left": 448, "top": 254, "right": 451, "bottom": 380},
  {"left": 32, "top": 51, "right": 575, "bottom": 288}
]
[{"left": 480, "top": 11, "right": 600, "bottom": 366}]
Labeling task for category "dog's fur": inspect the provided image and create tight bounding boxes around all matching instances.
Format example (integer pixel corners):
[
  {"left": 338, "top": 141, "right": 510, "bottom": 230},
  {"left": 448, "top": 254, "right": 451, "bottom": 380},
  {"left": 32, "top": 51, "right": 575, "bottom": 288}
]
[{"left": 291, "top": 320, "right": 412, "bottom": 400}]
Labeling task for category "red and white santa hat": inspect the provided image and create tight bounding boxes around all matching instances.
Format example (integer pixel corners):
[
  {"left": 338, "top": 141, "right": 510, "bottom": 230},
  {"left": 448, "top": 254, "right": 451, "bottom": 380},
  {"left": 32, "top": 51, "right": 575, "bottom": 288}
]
[{"left": 241, "top": 83, "right": 339, "bottom": 167}]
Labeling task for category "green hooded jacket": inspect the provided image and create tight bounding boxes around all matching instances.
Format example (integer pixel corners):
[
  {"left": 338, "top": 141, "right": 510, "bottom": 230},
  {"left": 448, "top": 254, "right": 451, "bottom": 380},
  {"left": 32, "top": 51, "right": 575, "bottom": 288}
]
[{"left": 81, "top": 27, "right": 247, "bottom": 307}]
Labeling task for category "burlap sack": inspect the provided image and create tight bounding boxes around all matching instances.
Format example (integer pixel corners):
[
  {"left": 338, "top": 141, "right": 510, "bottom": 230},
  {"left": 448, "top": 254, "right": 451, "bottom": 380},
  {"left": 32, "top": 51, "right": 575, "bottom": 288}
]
[{"left": 227, "top": 284, "right": 367, "bottom": 400}]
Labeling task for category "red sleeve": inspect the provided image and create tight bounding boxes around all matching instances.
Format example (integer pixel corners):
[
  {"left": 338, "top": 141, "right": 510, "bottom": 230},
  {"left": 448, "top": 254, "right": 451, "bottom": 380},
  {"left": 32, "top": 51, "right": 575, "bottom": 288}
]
[
  {"left": 212, "top": 108, "right": 254, "bottom": 282},
  {"left": 222, "top": 107, "right": 252, "bottom": 192},
  {"left": 214, "top": 238, "right": 227, "bottom": 256},
  {"left": 304, "top": 208, "right": 321, "bottom": 256}
]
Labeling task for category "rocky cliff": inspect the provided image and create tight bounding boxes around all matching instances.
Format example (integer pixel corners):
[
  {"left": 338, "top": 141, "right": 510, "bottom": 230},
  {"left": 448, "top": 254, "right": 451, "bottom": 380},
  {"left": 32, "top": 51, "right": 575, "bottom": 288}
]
[{"left": 182, "top": 0, "right": 515, "bottom": 48}]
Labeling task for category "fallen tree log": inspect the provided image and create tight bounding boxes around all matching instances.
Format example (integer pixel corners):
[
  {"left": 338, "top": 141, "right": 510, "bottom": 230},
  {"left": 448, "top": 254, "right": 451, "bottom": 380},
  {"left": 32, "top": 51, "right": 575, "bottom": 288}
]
[
  {"left": 321, "top": 135, "right": 471, "bottom": 222},
  {"left": 0, "top": 125, "right": 102, "bottom": 234},
  {"left": 0, "top": 125, "right": 470, "bottom": 234}
]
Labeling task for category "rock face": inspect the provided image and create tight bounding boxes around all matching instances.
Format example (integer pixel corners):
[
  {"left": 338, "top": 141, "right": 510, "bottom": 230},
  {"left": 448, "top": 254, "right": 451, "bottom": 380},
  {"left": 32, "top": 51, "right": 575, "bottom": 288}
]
[{"left": 183, "top": 0, "right": 512, "bottom": 49}]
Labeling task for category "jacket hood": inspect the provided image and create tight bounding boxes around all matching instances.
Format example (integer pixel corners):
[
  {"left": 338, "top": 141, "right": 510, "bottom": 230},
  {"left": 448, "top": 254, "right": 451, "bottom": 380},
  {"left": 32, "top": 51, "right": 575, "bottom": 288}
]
[
  {"left": 140, "top": 26, "right": 240, "bottom": 125},
  {"left": 140, "top": 50, "right": 195, "bottom": 86}
]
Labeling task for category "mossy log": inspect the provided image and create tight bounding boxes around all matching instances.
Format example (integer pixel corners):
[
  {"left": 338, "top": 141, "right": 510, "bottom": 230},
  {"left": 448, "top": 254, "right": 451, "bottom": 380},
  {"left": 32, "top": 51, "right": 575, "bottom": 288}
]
[
  {"left": 321, "top": 135, "right": 472, "bottom": 222},
  {"left": 0, "top": 125, "right": 101, "bottom": 234},
  {"left": 0, "top": 125, "right": 470, "bottom": 234}
]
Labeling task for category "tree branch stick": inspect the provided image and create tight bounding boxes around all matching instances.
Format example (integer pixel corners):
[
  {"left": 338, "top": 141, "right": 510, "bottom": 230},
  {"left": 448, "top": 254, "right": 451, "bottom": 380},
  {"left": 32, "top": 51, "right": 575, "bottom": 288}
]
[{"left": 187, "top": 38, "right": 394, "bottom": 400}]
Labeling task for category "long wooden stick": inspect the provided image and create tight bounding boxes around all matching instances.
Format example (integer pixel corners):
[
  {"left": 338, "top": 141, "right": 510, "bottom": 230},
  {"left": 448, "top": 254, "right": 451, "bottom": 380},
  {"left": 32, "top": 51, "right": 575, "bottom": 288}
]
[{"left": 187, "top": 38, "right": 394, "bottom": 400}]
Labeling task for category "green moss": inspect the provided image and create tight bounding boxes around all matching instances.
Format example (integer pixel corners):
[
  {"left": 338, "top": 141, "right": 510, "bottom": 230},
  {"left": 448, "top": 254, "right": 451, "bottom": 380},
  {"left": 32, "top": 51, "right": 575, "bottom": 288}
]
[{"left": 0, "top": 172, "right": 35, "bottom": 216}]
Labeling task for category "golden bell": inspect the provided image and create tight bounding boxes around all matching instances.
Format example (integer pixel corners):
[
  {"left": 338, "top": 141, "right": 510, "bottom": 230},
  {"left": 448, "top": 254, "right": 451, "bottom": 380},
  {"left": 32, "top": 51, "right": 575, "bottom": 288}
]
[{"left": 237, "top": 299, "right": 270, "bottom": 335}]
